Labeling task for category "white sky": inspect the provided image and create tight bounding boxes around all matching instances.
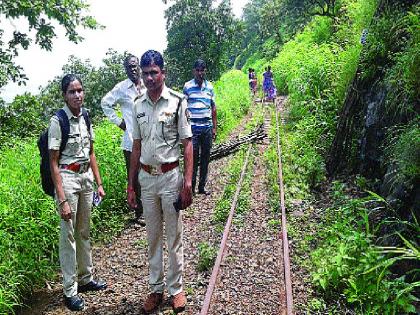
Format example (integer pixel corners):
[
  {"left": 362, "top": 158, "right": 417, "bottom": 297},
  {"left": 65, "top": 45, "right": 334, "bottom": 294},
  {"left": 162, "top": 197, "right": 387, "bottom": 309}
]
[{"left": 0, "top": 0, "right": 248, "bottom": 103}]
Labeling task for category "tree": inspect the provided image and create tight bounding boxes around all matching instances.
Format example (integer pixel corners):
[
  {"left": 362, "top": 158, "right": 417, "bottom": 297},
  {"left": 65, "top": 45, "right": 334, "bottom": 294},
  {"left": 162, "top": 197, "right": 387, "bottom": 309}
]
[
  {"left": 163, "top": 0, "right": 239, "bottom": 88},
  {"left": 38, "top": 49, "right": 127, "bottom": 121},
  {"left": 0, "top": 0, "right": 101, "bottom": 88},
  {"left": 236, "top": 0, "right": 310, "bottom": 65}
]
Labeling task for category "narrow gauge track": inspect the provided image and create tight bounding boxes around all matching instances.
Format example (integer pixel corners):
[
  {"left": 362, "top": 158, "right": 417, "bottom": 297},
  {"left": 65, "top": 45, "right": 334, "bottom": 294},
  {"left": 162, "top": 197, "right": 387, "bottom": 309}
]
[{"left": 199, "top": 98, "right": 294, "bottom": 315}]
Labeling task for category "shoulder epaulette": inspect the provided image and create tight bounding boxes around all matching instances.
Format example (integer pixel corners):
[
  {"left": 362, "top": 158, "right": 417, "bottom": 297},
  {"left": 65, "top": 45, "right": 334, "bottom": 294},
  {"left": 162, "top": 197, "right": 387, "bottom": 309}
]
[{"left": 169, "top": 89, "right": 185, "bottom": 101}]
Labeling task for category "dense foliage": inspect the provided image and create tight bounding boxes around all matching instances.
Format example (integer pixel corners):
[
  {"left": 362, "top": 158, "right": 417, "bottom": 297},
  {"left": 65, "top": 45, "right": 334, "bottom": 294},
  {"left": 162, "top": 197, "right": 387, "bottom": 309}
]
[
  {"left": 0, "top": 0, "right": 100, "bottom": 88},
  {"left": 0, "top": 123, "right": 126, "bottom": 314},
  {"left": 163, "top": 0, "right": 240, "bottom": 88},
  {"left": 0, "top": 0, "right": 418, "bottom": 313},
  {"left": 39, "top": 49, "right": 128, "bottom": 121}
]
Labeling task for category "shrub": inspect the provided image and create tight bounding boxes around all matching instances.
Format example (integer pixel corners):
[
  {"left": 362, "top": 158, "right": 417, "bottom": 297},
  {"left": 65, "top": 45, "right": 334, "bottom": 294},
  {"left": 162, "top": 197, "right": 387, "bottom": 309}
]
[
  {"left": 0, "top": 93, "right": 46, "bottom": 147},
  {"left": 197, "top": 242, "right": 217, "bottom": 272}
]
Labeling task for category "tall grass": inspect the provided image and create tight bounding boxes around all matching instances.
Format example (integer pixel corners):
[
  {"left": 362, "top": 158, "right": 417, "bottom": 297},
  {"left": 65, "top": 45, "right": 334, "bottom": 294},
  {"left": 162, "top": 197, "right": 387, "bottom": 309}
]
[
  {"left": 0, "top": 121, "right": 128, "bottom": 313},
  {"left": 213, "top": 70, "right": 251, "bottom": 142}
]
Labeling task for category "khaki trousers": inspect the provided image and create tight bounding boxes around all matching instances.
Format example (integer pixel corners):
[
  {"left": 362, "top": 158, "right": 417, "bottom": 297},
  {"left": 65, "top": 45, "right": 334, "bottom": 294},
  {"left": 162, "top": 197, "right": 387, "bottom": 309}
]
[
  {"left": 138, "top": 167, "right": 184, "bottom": 296},
  {"left": 57, "top": 169, "right": 94, "bottom": 297}
]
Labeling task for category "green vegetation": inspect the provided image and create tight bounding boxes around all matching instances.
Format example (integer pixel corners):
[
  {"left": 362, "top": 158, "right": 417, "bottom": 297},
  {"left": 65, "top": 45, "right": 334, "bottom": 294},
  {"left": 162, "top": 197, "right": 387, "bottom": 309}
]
[
  {"left": 163, "top": 0, "right": 240, "bottom": 87},
  {"left": 197, "top": 242, "right": 218, "bottom": 272},
  {"left": 212, "top": 105, "right": 262, "bottom": 226},
  {"left": 1, "top": 0, "right": 418, "bottom": 313},
  {"left": 247, "top": 0, "right": 377, "bottom": 201},
  {"left": 385, "top": 119, "right": 420, "bottom": 182},
  {"left": 254, "top": 0, "right": 419, "bottom": 312},
  {"left": 213, "top": 70, "right": 251, "bottom": 142},
  {"left": 309, "top": 186, "right": 419, "bottom": 314},
  {"left": 0, "top": 121, "right": 128, "bottom": 314},
  {"left": 264, "top": 107, "right": 281, "bottom": 212}
]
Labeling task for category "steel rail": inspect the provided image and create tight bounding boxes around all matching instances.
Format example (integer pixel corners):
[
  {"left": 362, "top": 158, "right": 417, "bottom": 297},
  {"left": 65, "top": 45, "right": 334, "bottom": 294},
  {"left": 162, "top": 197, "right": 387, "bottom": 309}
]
[
  {"left": 275, "top": 98, "right": 294, "bottom": 315},
  {"left": 200, "top": 144, "right": 252, "bottom": 315}
]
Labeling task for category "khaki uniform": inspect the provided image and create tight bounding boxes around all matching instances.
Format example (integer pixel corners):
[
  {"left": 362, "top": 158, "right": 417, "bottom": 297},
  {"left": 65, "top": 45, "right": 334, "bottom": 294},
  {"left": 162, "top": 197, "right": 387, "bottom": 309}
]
[
  {"left": 132, "top": 85, "right": 192, "bottom": 295},
  {"left": 48, "top": 105, "right": 95, "bottom": 298}
]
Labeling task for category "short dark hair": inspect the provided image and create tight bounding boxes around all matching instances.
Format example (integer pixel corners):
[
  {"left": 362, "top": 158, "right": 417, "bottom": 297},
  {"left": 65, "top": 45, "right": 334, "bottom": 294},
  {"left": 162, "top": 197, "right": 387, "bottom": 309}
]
[
  {"left": 140, "top": 50, "right": 164, "bottom": 69},
  {"left": 61, "top": 74, "right": 83, "bottom": 94},
  {"left": 194, "top": 59, "right": 206, "bottom": 69},
  {"left": 124, "top": 54, "right": 138, "bottom": 67}
]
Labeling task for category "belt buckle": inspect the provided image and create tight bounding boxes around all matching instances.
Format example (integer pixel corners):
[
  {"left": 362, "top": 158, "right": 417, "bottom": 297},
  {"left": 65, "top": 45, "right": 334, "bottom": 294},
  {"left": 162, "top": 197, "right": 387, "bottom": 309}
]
[{"left": 150, "top": 165, "right": 162, "bottom": 176}]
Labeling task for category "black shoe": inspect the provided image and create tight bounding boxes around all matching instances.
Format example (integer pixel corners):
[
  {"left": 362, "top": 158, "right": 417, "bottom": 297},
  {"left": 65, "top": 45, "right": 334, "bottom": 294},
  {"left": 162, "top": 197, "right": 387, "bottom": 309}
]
[
  {"left": 135, "top": 216, "right": 146, "bottom": 227},
  {"left": 64, "top": 295, "right": 85, "bottom": 311},
  {"left": 78, "top": 279, "right": 107, "bottom": 293},
  {"left": 198, "top": 189, "right": 210, "bottom": 196}
]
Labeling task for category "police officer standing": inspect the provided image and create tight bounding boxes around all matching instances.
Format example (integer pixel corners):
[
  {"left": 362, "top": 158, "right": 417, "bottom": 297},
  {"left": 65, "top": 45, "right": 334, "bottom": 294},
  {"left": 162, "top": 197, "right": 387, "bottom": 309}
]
[
  {"left": 101, "top": 54, "right": 146, "bottom": 225},
  {"left": 127, "top": 50, "right": 193, "bottom": 314},
  {"left": 49, "top": 74, "right": 107, "bottom": 311}
]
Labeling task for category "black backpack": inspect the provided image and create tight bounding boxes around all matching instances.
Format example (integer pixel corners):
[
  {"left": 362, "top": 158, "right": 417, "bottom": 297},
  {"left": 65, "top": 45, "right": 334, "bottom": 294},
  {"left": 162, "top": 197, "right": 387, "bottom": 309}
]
[{"left": 38, "top": 108, "right": 91, "bottom": 197}]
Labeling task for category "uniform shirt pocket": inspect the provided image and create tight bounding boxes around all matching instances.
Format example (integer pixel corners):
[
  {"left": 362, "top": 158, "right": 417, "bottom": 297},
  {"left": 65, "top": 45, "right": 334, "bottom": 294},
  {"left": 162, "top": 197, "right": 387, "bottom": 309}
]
[
  {"left": 137, "top": 116, "right": 150, "bottom": 139},
  {"left": 161, "top": 112, "right": 178, "bottom": 142},
  {"left": 66, "top": 136, "right": 82, "bottom": 155}
]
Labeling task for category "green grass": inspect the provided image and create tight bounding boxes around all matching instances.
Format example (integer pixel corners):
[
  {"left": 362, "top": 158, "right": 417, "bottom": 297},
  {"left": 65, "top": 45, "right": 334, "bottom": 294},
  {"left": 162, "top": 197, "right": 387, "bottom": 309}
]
[{"left": 213, "top": 70, "right": 252, "bottom": 142}]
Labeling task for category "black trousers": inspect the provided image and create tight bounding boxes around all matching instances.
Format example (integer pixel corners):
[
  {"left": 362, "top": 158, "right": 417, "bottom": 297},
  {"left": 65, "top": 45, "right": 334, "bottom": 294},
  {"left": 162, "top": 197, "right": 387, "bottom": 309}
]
[{"left": 192, "top": 127, "right": 213, "bottom": 192}]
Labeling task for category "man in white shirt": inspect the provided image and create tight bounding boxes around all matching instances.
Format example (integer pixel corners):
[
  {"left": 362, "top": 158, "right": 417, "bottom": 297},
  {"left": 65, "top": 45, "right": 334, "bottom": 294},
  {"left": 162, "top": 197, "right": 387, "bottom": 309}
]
[{"left": 101, "top": 54, "right": 146, "bottom": 225}]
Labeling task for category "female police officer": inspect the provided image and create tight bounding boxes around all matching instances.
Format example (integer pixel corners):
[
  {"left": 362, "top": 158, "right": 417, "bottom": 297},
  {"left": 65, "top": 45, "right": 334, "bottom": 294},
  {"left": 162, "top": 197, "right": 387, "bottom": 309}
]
[{"left": 49, "top": 74, "right": 107, "bottom": 311}]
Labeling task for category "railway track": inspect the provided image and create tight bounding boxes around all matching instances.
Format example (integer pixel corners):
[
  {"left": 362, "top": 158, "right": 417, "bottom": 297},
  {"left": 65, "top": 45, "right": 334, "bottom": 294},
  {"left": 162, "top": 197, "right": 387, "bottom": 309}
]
[{"left": 199, "top": 97, "right": 294, "bottom": 315}]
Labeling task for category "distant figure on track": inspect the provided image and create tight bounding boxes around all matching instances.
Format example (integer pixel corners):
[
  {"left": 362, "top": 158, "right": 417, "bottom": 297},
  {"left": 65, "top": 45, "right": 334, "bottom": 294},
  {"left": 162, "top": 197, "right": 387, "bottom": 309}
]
[
  {"left": 127, "top": 50, "right": 193, "bottom": 314},
  {"left": 101, "top": 54, "right": 146, "bottom": 225},
  {"left": 49, "top": 74, "right": 107, "bottom": 311},
  {"left": 263, "top": 65, "right": 277, "bottom": 102},
  {"left": 183, "top": 59, "right": 217, "bottom": 195},
  {"left": 248, "top": 68, "right": 257, "bottom": 97}
]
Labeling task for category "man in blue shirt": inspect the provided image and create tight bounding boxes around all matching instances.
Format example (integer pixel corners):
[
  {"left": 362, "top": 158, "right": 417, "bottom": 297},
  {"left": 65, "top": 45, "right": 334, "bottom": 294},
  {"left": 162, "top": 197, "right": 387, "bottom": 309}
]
[{"left": 183, "top": 59, "right": 217, "bottom": 195}]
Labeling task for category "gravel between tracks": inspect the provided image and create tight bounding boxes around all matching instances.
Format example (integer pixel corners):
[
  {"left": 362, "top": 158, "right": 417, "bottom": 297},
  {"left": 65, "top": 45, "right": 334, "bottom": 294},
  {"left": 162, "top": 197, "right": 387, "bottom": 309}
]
[{"left": 208, "top": 108, "right": 286, "bottom": 314}]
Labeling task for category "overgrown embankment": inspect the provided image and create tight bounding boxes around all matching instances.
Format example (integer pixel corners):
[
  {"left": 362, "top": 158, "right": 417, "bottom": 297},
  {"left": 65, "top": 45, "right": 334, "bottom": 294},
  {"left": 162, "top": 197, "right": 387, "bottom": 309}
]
[
  {"left": 247, "top": 0, "right": 419, "bottom": 313},
  {"left": 0, "top": 70, "right": 250, "bottom": 314}
]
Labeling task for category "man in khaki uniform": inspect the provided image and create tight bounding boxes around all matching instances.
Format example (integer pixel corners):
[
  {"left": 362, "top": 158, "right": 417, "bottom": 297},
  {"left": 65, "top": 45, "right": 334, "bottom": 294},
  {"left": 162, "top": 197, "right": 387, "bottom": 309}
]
[
  {"left": 127, "top": 50, "right": 193, "bottom": 314},
  {"left": 49, "top": 74, "right": 106, "bottom": 311}
]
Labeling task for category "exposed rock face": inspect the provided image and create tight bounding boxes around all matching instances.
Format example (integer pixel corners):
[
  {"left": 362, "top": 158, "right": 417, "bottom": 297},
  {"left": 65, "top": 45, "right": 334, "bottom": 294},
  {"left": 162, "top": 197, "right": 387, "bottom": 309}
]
[{"left": 327, "top": 0, "right": 419, "bottom": 223}]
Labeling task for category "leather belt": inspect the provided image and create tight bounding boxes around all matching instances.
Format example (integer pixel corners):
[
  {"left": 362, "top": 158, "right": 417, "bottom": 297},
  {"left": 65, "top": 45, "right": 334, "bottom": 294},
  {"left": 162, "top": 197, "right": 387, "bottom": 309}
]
[
  {"left": 59, "top": 162, "right": 90, "bottom": 173},
  {"left": 140, "top": 161, "right": 179, "bottom": 175}
]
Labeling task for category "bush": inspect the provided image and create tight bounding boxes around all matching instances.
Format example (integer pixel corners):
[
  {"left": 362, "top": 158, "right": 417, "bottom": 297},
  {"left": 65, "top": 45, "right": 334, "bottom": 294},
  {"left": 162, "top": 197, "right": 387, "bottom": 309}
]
[
  {"left": 0, "top": 93, "right": 46, "bottom": 147},
  {"left": 197, "top": 242, "right": 217, "bottom": 272},
  {"left": 311, "top": 192, "right": 419, "bottom": 314}
]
